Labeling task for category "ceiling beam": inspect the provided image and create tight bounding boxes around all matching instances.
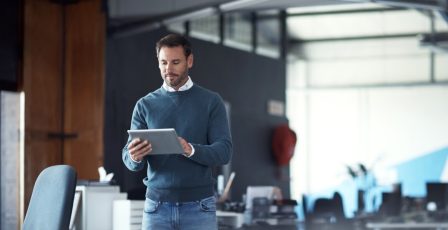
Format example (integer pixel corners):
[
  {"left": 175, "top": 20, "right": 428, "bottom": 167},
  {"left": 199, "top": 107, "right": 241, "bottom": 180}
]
[
  {"left": 287, "top": 6, "right": 406, "bottom": 17},
  {"left": 289, "top": 33, "right": 419, "bottom": 44},
  {"left": 341, "top": 0, "right": 448, "bottom": 11}
]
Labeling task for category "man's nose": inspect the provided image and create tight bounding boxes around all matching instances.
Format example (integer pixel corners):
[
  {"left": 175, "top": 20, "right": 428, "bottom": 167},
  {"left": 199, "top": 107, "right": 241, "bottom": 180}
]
[{"left": 165, "top": 64, "right": 172, "bottom": 73}]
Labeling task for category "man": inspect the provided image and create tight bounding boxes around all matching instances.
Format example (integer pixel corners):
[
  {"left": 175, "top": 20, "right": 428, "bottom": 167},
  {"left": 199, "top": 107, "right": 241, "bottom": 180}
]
[{"left": 122, "top": 33, "right": 233, "bottom": 230}]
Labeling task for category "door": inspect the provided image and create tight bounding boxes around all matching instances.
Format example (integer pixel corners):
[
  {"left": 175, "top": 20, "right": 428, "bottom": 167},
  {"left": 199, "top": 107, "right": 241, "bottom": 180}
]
[{"left": 23, "top": 0, "right": 105, "bottom": 213}]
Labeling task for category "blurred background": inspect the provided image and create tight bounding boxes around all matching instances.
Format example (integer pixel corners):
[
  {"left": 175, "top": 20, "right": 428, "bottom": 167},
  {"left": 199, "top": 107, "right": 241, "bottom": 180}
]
[{"left": 1, "top": 0, "right": 448, "bottom": 229}]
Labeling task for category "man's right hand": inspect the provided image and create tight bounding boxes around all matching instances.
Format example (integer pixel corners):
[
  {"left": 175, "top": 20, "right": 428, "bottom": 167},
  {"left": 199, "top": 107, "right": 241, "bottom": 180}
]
[{"left": 128, "top": 138, "right": 152, "bottom": 162}]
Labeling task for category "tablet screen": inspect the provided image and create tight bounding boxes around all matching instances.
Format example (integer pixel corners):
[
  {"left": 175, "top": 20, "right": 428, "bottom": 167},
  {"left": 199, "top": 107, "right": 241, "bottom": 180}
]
[{"left": 127, "top": 128, "right": 184, "bottom": 155}]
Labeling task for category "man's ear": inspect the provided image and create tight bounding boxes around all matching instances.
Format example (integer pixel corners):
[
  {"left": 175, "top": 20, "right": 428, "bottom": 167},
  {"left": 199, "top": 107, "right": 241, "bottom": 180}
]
[{"left": 187, "top": 54, "right": 194, "bottom": 68}]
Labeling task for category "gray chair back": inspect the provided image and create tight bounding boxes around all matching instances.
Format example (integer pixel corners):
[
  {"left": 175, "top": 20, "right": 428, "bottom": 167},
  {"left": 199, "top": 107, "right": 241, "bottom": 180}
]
[{"left": 23, "top": 165, "right": 77, "bottom": 230}]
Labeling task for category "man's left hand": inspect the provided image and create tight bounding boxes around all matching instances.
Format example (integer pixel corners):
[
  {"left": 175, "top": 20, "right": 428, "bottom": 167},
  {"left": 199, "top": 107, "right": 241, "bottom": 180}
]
[{"left": 178, "top": 137, "right": 192, "bottom": 157}]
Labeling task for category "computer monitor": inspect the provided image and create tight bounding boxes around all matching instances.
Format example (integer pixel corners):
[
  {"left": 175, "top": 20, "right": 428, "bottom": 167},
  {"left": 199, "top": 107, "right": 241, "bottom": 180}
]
[{"left": 426, "top": 182, "right": 448, "bottom": 211}]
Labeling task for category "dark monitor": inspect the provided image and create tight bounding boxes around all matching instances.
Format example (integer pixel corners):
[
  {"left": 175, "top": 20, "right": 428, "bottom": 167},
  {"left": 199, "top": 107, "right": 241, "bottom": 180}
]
[{"left": 426, "top": 182, "right": 448, "bottom": 210}]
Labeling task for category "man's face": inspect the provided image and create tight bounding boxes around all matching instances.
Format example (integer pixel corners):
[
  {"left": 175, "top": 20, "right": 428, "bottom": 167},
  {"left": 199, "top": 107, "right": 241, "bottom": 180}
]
[{"left": 158, "top": 46, "right": 193, "bottom": 90}]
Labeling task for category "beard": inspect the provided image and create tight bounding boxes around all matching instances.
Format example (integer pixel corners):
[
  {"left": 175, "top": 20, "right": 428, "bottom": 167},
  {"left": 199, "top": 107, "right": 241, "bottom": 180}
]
[{"left": 164, "top": 71, "right": 188, "bottom": 89}]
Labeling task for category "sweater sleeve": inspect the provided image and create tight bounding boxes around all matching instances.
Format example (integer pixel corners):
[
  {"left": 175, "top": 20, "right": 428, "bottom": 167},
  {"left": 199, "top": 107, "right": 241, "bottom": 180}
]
[
  {"left": 122, "top": 100, "right": 148, "bottom": 171},
  {"left": 189, "top": 95, "right": 233, "bottom": 166}
]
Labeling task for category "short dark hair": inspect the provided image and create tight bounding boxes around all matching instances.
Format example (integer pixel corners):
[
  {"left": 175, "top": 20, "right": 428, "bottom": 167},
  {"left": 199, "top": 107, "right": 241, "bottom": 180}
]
[{"left": 156, "top": 33, "right": 192, "bottom": 58}]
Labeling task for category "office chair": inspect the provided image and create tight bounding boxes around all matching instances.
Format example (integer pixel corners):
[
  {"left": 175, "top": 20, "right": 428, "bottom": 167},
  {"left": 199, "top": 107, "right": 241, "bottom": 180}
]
[
  {"left": 23, "top": 165, "right": 77, "bottom": 230},
  {"left": 312, "top": 192, "right": 345, "bottom": 222},
  {"left": 303, "top": 192, "right": 347, "bottom": 230}
]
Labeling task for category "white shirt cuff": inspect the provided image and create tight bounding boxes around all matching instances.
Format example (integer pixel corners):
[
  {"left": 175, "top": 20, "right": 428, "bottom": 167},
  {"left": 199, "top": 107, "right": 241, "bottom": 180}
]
[
  {"left": 187, "top": 143, "right": 195, "bottom": 157},
  {"left": 129, "top": 152, "right": 142, "bottom": 163}
]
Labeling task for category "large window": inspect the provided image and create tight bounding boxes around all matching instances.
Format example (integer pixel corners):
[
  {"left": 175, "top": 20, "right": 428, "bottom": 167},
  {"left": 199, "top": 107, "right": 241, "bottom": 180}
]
[
  {"left": 287, "top": 3, "right": 448, "bottom": 217},
  {"left": 224, "top": 12, "right": 252, "bottom": 51},
  {"left": 190, "top": 15, "right": 220, "bottom": 43},
  {"left": 256, "top": 10, "right": 280, "bottom": 58}
]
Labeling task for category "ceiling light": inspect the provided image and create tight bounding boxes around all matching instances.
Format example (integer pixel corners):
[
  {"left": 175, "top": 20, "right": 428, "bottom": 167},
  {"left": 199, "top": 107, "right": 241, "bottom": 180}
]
[{"left": 219, "top": 0, "right": 270, "bottom": 12}]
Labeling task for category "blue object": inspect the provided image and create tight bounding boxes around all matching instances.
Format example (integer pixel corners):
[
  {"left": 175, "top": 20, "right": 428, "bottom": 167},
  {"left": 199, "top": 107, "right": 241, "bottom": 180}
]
[
  {"left": 23, "top": 165, "right": 77, "bottom": 230},
  {"left": 396, "top": 147, "right": 448, "bottom": 197}
]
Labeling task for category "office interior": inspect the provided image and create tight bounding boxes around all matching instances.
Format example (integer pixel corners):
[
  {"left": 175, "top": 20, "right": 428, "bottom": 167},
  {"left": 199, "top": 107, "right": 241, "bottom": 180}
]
[{"left": 1, "top": 0, "right": 448, "bottom": 229}]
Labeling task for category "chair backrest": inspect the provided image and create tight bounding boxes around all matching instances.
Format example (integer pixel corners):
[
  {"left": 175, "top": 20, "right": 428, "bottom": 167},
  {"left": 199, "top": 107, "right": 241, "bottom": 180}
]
[
  {"left": 23, "top": 165, "right": 77, "bottom": 230},
  {"left": 312, "top": 192, "right": 345, "bottom": 221}
]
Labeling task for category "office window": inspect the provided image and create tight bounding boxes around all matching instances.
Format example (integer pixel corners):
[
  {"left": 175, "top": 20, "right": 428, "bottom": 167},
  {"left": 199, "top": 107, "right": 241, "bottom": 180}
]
[
  {"left": 293, "top": 37, "right": 430, "bottom": 87},
  {"left": 224, "top": 12, "right": 252, "bottom": 51},
  {"left": 433, "top": 13, "right": 448, "bottom": 81},
  {"left": 256, "top": 10, "right": 280, "bottom": 58},
  {"left": 166, "top": 22, "right": 185, "bottom": 34},
  {"left": 436, "top": 53, "right": 448, "bottom": 81},
  {"left": 286, "top": 4, "right": 448, "bottom": 217},
  {"left": 287, "top": 6, "right": 448, "bottom": 87},
  {"left": 287, "top": 9, "right": 431, "bottom": 41},
  {"left": 190, "top": 15, "right": 220, "bottom": 43},
  {"left": 435, "top": 12, "right": 448, "bottom": 31}
]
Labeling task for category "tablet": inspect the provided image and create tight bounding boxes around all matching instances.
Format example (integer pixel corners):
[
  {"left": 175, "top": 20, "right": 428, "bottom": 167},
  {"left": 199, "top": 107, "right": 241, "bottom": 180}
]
[{"left": 127, "top": 128, "right": 184, "bottom": 155}]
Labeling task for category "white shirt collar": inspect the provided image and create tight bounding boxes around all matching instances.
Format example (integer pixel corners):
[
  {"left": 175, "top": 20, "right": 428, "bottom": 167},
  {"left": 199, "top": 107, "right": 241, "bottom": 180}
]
[{"left": 162, "top": 76, "right": 194, "bottom": 92}]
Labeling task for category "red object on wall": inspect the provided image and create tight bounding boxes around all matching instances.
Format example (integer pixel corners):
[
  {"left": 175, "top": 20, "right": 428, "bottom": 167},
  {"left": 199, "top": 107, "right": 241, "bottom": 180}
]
[{"left": 272, "top": 124, "right": 297, "bottom": 166}]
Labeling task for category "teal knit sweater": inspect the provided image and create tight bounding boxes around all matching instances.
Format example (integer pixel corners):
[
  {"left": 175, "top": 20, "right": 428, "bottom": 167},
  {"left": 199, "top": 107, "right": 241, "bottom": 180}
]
[{"left": 122, "top": 84, "right": 233, "bottom": 202}]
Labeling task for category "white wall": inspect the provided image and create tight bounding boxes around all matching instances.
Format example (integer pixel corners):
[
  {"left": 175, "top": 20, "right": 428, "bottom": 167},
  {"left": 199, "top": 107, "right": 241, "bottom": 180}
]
[{"left": 0, "top": 91, "right": 22, "bottom": 230}]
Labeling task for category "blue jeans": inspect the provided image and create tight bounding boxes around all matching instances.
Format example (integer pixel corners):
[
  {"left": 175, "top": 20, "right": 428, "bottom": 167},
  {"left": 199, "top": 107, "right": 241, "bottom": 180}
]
[{"left": 141, "top": 196, "right": 218, "bottom": 230}]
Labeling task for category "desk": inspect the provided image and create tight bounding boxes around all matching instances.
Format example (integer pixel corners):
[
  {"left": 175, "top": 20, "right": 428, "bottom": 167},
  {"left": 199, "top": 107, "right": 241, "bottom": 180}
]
[
  {"left": 71, "top": 185, "right": 127, "bottom": 230},
  {"left": 217, "top": 211, "right": 245, "bottom": 229},
  {"left": 366, "top": 222, "right": 448, "bottom": 230},
  {"left": 216, "top": 211, "right": 302, "bottom": 230},
  {"left": 113, "top": 200, "right": 144, "bottom": 230}
]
